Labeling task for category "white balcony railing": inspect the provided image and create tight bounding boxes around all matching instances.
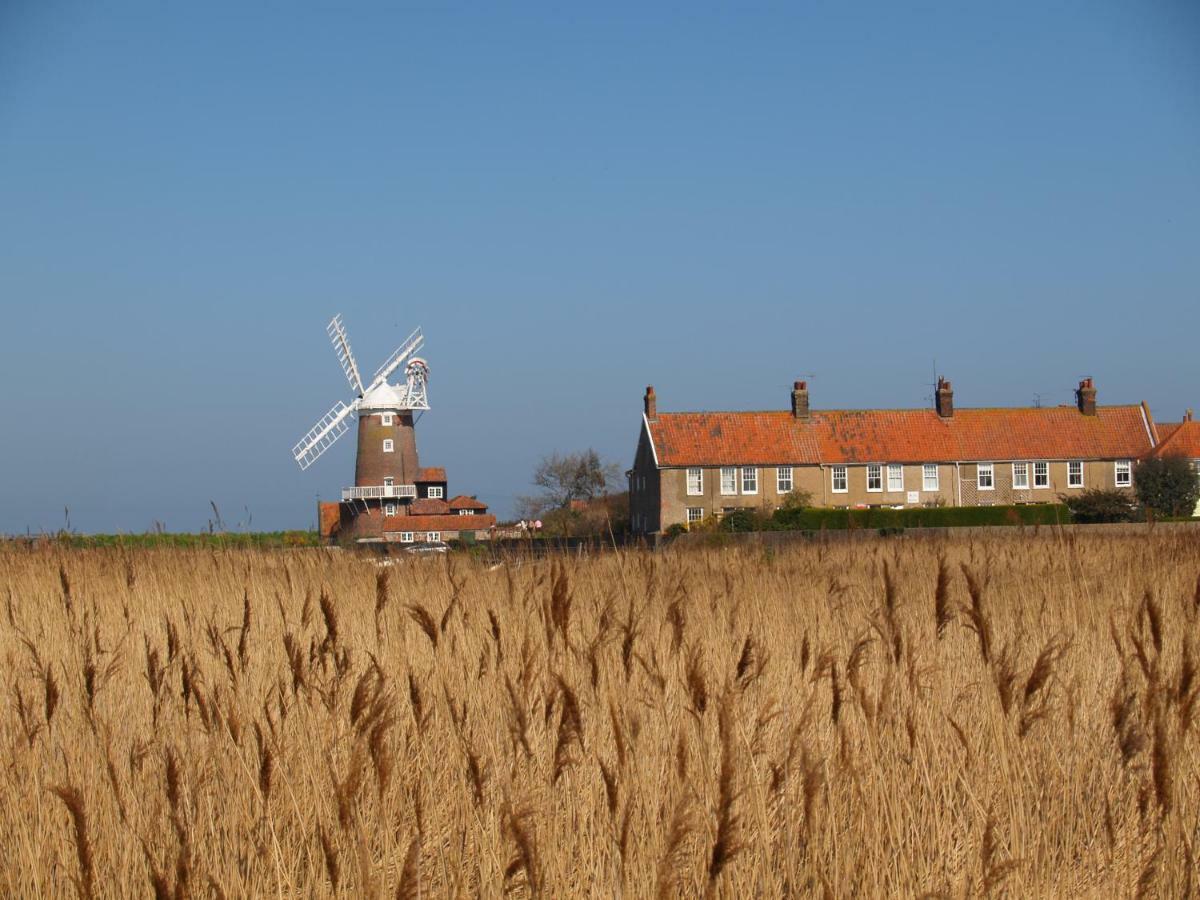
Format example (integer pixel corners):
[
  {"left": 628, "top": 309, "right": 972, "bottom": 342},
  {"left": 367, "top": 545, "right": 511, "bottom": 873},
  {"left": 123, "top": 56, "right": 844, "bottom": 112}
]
[{"left": 342, "top": 484, "right": 417, "bottom": 501}]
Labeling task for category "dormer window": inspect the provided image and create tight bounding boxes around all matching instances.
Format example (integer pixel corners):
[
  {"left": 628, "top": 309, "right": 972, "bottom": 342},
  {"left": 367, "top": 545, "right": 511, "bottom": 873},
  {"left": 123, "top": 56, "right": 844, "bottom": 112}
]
[{"left": 428, "top": 486, "right": 444, "bottom": 499}]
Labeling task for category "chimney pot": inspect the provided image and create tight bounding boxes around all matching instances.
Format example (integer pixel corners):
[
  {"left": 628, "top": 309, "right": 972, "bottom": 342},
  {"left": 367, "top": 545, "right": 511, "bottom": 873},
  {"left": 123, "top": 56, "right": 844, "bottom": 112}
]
[
  {"left": 1076, "top": 377, "right": 1097, "bottom": 416},
  {"left": 644, "top": 385, "right": 657, "bottom": 421},
  {"left": 791, "top": 379, "right": 810, "bottom": 420},
  {"left": 935, "top": 377, "right": 954, "bottom": 418}
]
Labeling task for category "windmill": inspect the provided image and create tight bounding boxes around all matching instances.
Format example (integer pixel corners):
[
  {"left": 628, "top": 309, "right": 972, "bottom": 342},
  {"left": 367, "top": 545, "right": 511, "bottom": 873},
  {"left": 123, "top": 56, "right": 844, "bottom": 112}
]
[{"left": 292, "top": 315, "right": 431, "bottom": 503}]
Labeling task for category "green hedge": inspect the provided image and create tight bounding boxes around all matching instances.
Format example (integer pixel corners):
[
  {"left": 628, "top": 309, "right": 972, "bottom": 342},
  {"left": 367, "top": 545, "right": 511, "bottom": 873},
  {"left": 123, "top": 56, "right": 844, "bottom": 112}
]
[
  {"left": 16, "top": 531, "right": 322, "bottom": 549},
  {"left": 763, "top": 504, "right": 1071, "bottom": 532}
]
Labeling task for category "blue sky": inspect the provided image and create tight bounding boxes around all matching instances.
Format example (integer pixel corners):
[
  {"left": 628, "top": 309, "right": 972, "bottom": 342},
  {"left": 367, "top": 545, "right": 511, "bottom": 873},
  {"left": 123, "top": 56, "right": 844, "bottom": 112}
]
[{"left": 1, "top": 1, "right": 1198, "bottom": 533}]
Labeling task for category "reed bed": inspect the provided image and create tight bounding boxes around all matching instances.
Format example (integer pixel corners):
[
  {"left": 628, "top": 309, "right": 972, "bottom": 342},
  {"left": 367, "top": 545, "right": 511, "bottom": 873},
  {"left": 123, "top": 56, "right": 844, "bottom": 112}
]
[{"left": 2, "top": 530, "right": 1199, "bottom": 897}]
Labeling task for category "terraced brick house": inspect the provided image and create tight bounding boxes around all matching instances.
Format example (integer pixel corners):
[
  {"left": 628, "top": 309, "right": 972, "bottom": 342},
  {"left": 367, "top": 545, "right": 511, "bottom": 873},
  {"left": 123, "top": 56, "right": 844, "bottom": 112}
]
[{"left": 629, "top": 377, "right": 1162, "bottom": 535}]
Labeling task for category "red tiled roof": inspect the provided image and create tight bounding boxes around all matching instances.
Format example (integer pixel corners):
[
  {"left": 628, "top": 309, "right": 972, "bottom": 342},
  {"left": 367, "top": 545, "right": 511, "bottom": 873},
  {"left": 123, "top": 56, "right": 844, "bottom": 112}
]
[
  {"left": 410, "top": 498, "right": 450, "bottom": 515},
  {"left": 416, "top": 467, "right": 447, "bottom": 482},
  {"left": 1149, "top": 421, "right": 1200, "bottom": 459},
  {"left": 386, "top": 513, "right": 496, "bottom": 532},
  {"left": 648, "top": 405, "right": 1155, "bottom": 466},
  {"left": 448, "top": 495, "right": 487, "bottom": 510},
  {"left": 318, "top": 502, "right": 341, "bottom": 538},
  {"left": 1156, "top": 423, "right": 1181, "bottom": 444}
]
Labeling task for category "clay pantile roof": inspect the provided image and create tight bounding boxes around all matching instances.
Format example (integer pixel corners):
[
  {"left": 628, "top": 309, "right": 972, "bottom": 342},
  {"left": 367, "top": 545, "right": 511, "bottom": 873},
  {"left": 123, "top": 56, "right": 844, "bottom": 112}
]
[
  {"left": 387, "top": 513, "right": 496, "bottom": 532},
  {"left": 410, "top": 498, "right": 450, "bottom": 515},
  {"left": 647, "top": 405, "right": 1155, "bottom": 467},
  {"left": 1156, "top": 423, "right": 1181, "bottom": 444},
  {"left": 416, "top": 467, "right": 447, "bottom": 482},
  {"left": 448, "top": 495, "right": 487, "bottom": 510},
  {"left": 1149, "top": 421, "right": 1200, "bottom": 459}
]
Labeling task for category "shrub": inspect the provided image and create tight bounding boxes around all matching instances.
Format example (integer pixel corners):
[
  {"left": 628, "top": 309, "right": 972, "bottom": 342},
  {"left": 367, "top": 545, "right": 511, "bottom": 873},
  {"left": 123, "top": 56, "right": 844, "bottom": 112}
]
[
  {"left": 1061, "top": 488, "right": 1139, "bottom": 524},
  {"left": 664, "top": 523, "right": 688, "bottom": 539},
  {"left": 718, "top": 508, "right": 763, "bottom": 533},
  {"left": 1135, "top": 454, "right": 1200, "bottom": 518}
]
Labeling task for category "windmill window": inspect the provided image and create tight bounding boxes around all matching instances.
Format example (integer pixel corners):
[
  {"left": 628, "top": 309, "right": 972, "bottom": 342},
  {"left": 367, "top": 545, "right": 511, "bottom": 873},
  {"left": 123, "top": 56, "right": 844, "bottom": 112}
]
[
  {"left": 428, "top": 486, "right": 444, "bottom": 499},
  {"left": 381, "top": 414, "right": 394, "bottom": 426},
  {"left": 1068, "top": 461, "right": 1084, "bottom": 487},
  {"left": 384, "top": 504, "right": 396, "bottom": 517},
  {"left": 382, "top": 439, "right": 394, "bottom": 453}
]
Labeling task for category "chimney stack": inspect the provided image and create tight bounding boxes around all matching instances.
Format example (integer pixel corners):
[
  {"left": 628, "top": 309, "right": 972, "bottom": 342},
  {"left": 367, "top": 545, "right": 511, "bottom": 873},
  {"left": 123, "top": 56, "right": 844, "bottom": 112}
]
[
  {"left": 1076, "top": 377, "right": 1097, "bottom": 416},
  {"left": 791, "top": 380, "right": 810, "bottom": 421},
  {"left": 1185, "top": 409, "right": 1194, "bottom": 423},
  {"left": 935, "top": 377, "right": 954, "bottom": 418},
  {"left": 644, "top": 385, "right": 657, "bottom": 421}
]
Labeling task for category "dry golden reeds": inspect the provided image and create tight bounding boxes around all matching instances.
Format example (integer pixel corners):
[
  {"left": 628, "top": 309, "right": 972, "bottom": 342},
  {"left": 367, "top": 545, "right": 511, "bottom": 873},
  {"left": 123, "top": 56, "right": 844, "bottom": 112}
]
[{"left": 4, "top": 531, "right": 1200, "bottom": 895}]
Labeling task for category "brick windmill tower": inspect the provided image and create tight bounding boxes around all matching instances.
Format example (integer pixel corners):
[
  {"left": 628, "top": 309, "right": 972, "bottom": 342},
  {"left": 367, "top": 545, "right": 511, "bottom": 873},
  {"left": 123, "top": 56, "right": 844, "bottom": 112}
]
[{"left": 292, "top": 315, "right": 495, "bottom": 543}]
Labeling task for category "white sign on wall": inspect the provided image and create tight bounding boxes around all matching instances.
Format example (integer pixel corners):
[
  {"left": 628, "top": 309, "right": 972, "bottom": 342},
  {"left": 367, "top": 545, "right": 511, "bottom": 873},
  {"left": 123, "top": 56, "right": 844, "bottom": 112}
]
[{"left": 907, "top": 491, "right": 920, "bottom": 505}]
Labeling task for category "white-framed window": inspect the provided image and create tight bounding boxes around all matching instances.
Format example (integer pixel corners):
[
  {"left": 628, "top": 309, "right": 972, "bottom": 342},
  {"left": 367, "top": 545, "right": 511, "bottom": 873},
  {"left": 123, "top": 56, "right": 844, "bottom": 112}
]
[
  {"left": 427, "top": 532, "right": 440, "bottom": 542},
  {"left": 977, "top": 463, "right": 994, "bottom": 491},
  {"left": 720, "top": 467, "right": 737, "bottom": 495},
  {"left": 1068, "top": 461, "right": 1084, "bottom": 488},
  {"left": 866, "top": 464, "right": 883, "bottom": 492},
  {"left": 428, "top": 486, "right": 444, "bottom": 499},
  {"left": 459, "top": 509, "right": 472, "bottom": 516},
  {"left": 777, "top": 466, "right": 793, "bottom": 494},
  {"left": 383, "top": 476, "right": 394, "bottom": 487},
  {"left": 923, "top": 464, "right": 939, "bottom": 492},
  {"left": 382, "top": 439, "right": 394, "bottom": 453},
  {"left": 831, "top": 465, "right": 848, "bottom": 493},
  {"left": 887, "top": 464, "right": 903, "bottom": 493},
  {"left": 686, "top": 507, "right": 704, "bottom": 524},
  {"left": 399, "top": 532, "right": 414, "bottom": 543},
  {"left": 741, "top": 467, "right": 758, "bottom": 494},
  {"left": 1012, "top": 462, "right": 1029, "bottom": 490},
  {"left": 1115, "top": 460, "right": 1132, "bottom": 487},
  {"left": 1033, "top": 461, "right": 1049, "bottom": 489},
  {"left": 384, "top": 503, "right": 396, "bottom": 517},
  {"left": 686, "top": 468, "right": 703, "bottom": 496},
  {"left": 381, "top": 413, "right": 394, "bottom": 426}
]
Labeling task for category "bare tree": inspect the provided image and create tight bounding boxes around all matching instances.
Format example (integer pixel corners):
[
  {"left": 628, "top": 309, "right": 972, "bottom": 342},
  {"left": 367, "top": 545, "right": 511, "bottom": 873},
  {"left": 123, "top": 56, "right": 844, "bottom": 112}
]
[{"left": 518, "top": 450, "right": 622, "bottom": 518}]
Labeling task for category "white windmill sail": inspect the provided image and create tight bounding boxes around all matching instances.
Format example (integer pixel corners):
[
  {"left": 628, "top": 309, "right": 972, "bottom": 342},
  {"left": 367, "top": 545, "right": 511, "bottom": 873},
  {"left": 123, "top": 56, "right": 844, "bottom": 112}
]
[
  {"left": 292, "top": 399, "right": 358, "bottom": 470},
  {"left": 292, "top": 315, "right": 430, "bottom": 471},
  {"left": 365, "top": 327, "right": 424, "bottom": 395},
  {"left": 327, "top": 314, "right": 365, "bottom": 394}
]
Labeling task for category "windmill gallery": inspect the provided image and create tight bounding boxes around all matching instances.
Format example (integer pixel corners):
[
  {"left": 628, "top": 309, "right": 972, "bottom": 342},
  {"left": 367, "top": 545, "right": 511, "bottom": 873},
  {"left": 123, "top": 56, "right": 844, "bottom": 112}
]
[{"left": 292, "top": 315, "right": 496, "bottom": 544}]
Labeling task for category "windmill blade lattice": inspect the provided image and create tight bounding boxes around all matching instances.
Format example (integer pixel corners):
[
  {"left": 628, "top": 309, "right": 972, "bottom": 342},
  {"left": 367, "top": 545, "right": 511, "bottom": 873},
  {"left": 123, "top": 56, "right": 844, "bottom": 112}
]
[
  {"left": 292, "top": 399, "right": 358, "bottom": 470},
  {"left": 327, "top": 315, "right": 365, "bottom": 395}
]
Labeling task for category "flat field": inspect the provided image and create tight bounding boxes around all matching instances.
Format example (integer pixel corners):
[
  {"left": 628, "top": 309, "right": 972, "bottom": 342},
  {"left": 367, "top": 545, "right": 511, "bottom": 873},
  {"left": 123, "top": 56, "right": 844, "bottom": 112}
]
[{"left": 2, "top": 531, "right": 1199, "bottom": 897}]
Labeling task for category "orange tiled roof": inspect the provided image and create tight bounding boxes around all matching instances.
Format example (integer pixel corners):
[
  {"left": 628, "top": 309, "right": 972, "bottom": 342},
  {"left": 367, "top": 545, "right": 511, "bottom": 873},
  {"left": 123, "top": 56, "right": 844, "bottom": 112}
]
[
  {"left": 648, "top": 405, "right": 1154, "bottom": 466},
  {"left": 416, "top": 467, "right": 447, "bottom": 482},
  {"left": 410, "top": 498, "right": 450, "bottom": 515},
  {"left": 448, "top": 495, "right": 488, "bottom": 510},
  {"left": 388, "top": 513, "right": 496, "bottom": 532},
  {"left": 1149, "top": 421, "right": 1200, "bottom": 459}
]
